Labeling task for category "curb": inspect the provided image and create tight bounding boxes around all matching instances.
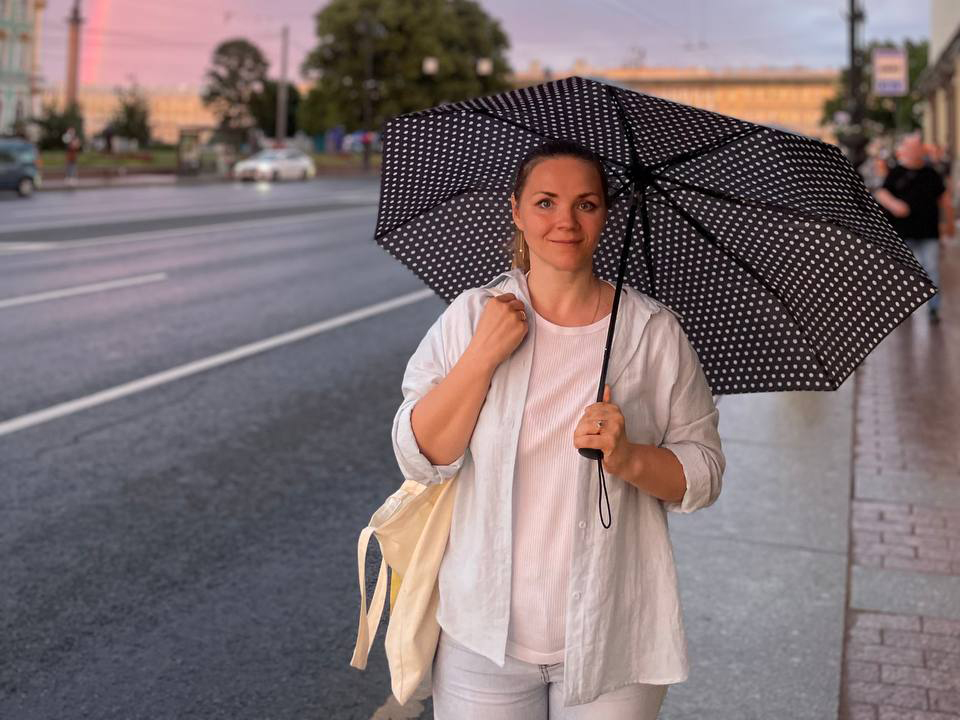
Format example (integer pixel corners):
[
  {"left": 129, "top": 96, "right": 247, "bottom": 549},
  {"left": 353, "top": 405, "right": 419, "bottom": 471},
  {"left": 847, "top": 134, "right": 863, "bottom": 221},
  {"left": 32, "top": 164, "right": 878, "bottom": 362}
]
[{"left": 36, "top": 167, "right": 382, "bottom": 192}]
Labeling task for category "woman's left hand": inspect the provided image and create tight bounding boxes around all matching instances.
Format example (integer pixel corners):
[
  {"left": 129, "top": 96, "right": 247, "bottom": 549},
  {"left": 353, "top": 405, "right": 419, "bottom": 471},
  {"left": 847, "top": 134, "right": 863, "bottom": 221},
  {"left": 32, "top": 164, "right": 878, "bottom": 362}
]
[{"left": 573, "top": 384, "right": 633, "bottom": 476}]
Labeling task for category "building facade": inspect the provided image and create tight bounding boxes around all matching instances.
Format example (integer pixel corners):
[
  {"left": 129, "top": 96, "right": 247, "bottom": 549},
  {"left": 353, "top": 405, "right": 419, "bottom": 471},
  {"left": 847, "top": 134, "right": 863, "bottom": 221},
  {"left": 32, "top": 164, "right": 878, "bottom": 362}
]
[
  {"left": 41, "top": 81, "right": 313, "bottom": 146},
  {"left": 0, "top": 0, "right": 44, "bottom": 135},
  {"left": 41, "top": 85, "right": 220, "bottom": 145},
  {"left": 917, "top": 1, "right": 960, "bottom": 161},
  {"left": 511, "top": 59, "right": 839, "bottom": 143}
]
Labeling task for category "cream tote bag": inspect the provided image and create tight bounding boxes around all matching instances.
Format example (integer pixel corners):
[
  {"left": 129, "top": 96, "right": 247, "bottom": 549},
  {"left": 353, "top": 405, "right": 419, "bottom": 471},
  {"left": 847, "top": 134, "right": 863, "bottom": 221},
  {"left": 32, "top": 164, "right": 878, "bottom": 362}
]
[
  {"left": 350, "top": 285, "right": 505, "bottom": 704},
  {"left": 350, "top": 475, "right": 459, "bottom": 705}
]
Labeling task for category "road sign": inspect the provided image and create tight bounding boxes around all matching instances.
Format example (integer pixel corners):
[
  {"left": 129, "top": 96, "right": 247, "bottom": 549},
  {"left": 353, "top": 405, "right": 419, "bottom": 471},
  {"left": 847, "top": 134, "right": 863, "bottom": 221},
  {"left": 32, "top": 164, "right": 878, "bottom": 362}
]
[{"left": 872, "top": 47, "right": 908, "bottom": 97}]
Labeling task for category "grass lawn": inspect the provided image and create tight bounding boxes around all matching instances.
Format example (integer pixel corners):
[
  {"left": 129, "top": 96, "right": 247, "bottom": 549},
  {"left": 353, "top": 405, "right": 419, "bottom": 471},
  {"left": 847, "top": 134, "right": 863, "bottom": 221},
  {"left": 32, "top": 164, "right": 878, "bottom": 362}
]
[
  {"left": 38, "top": 148, "right": 382, "bottom": 174},
  {"left": 310, "top": 152, "right": 382, "bottom": 169},
  {"left": 40, "top": 148, "right": 178, "bottom": 171}
]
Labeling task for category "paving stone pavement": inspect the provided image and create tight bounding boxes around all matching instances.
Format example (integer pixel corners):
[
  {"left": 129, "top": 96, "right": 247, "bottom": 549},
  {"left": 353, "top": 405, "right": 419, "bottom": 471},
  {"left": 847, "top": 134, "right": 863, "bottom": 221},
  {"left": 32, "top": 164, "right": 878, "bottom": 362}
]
[{"left": 841, "top": 237, "right": 960, "bottom": 720}]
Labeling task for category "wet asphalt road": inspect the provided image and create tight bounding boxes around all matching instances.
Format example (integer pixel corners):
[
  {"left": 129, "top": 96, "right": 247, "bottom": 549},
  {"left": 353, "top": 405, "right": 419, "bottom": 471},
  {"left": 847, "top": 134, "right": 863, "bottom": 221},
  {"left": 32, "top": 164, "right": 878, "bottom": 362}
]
[{"left": 0, "top": 179, "right": 439, "bottom": 719}]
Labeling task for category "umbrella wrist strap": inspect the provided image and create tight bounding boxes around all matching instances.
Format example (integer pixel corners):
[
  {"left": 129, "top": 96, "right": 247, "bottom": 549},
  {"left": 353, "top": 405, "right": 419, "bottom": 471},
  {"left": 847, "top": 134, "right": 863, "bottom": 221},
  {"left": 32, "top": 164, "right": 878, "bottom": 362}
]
[{"left": 598, "top": 461, "right": 611, "bottom": 528}]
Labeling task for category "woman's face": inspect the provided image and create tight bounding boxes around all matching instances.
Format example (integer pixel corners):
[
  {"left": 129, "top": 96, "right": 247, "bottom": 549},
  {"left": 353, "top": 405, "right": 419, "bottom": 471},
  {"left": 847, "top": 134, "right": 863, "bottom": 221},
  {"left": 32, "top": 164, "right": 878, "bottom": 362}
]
[{"left": 510, "top": 156, "right": 607, "bottom": 274}]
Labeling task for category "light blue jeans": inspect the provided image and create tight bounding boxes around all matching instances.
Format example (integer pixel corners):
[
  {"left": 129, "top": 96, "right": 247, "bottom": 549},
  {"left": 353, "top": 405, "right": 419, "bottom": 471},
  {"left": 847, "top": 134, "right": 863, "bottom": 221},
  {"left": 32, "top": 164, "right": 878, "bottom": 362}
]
[
  {"left": 431, "top": 630, "right": 668, "bottom": 719},
  {"left": 905, "top": 237, "right": 942, "bottom": 313}
]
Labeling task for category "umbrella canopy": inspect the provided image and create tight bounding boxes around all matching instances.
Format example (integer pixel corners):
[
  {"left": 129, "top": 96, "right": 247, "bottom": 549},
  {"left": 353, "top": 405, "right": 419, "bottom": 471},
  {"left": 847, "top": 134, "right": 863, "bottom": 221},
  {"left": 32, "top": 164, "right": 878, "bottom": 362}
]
[{"left": 374, "top": 75, "right": 936, "bottom": 397}]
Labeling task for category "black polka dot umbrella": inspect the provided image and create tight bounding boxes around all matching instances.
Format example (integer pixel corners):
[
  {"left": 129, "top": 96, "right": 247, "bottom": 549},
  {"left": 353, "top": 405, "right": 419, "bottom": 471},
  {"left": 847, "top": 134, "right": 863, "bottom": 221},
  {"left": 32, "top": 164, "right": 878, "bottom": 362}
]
[{"left": 374, "top": 74, "right": 937, "bottom": 398}]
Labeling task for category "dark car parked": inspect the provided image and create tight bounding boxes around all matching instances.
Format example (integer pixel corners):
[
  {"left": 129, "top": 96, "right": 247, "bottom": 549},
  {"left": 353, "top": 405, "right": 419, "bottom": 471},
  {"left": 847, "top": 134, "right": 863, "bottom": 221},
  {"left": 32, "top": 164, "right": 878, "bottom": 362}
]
[{"left": 0, "top": 138, "right": 41, "bottom": 197}]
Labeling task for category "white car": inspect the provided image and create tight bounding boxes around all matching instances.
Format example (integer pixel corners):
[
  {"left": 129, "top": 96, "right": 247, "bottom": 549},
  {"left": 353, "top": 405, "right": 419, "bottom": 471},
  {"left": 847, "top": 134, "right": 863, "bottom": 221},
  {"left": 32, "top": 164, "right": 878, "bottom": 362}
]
[{"left": 233, "top": 148, "right": 316, "bottom": 182}]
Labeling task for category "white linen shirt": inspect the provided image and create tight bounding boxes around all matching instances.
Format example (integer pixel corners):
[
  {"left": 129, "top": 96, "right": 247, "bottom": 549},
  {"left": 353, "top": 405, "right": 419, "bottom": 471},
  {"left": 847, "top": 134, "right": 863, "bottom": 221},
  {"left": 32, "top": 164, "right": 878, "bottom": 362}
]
[{"left": 391, "top": 267, "right": 725, "bottom": 707}]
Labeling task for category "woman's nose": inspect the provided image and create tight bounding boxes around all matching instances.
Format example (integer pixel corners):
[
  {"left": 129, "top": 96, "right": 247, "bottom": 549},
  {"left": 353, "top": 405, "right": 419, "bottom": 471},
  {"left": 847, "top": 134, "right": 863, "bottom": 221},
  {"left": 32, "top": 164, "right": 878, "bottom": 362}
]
[{"left": 555, "top": 205, "right": 580, "bottom": 228}]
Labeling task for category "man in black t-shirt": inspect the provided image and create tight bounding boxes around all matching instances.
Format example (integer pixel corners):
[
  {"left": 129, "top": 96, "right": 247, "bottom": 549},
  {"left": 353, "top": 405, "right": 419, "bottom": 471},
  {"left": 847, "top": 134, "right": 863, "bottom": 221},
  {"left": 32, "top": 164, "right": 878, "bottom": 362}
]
[{"left": 874, "top": 133, "right": 952, "bottom": 323}]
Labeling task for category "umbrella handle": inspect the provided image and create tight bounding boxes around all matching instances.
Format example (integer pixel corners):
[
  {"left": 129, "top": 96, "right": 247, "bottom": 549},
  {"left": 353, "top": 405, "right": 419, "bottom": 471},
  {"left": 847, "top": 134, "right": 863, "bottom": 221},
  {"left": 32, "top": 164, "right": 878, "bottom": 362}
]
[{"left": 575, "top": 176, "right": 642, "bottom": 529}]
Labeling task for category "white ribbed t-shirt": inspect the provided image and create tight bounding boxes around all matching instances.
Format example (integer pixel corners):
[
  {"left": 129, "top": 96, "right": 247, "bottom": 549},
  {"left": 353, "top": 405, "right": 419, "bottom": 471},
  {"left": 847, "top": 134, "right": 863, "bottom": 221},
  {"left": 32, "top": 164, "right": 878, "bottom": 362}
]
[{"left": 505, "top": 280, "right": 612, "bottom": 665}]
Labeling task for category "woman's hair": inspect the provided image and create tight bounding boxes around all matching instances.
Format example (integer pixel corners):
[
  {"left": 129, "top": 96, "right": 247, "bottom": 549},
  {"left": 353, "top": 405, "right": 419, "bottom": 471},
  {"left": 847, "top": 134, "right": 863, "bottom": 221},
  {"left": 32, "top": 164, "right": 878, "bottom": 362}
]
[{"left": 507, "top": 139, "right": 610, "bottom": 271}]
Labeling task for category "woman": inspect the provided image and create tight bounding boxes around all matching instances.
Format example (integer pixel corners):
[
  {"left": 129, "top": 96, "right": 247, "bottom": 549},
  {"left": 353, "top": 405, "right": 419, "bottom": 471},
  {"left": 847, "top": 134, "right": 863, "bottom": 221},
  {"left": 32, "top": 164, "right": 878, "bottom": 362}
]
[{"left": 391, "top": 139, "right": 725, "bottom": 719}]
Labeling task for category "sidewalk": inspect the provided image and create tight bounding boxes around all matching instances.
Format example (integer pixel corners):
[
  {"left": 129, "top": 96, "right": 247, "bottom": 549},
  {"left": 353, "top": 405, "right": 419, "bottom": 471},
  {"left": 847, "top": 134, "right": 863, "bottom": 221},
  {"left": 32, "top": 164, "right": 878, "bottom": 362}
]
[
  {"left": 660, "top": 239, "right": 960, "bottom": 719},
  {"left": 843, "top": 238, "right": 960, "bottom": 720}
]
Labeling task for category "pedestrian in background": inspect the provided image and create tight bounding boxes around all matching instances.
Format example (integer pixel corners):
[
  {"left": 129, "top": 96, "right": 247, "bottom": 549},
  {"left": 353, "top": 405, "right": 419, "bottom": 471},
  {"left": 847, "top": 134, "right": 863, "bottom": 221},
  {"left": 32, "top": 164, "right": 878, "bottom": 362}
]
[
  {"left": 62, "top": 127, "right": 81, "bottom": 187},
  {"left": 874, "top": 132, "right": 952, "bottom": 323}
]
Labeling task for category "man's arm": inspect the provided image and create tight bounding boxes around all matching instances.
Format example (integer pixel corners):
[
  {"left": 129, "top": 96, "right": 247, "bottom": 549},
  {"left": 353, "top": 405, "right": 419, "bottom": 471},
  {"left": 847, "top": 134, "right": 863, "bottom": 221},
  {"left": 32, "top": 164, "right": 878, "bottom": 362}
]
[{"left": 874, "top": 188, "right": 910, "bottom": 218}]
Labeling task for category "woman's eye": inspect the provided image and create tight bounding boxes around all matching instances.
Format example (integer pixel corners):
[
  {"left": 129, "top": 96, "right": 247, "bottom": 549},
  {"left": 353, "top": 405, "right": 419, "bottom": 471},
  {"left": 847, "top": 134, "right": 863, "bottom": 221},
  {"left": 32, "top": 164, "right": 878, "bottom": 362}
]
[{"left": 535, "top": 199, "right": 597, "bottom": 210}]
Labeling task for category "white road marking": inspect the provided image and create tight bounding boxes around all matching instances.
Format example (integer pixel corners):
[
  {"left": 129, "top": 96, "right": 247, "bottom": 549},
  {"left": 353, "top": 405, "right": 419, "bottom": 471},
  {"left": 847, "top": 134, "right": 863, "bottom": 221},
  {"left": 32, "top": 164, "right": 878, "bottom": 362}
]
[
  {"left": 0, "top": 272, "right": 168, "bottom": 310},
  {"left": 0, "top": 288, "right": 436, "bottom": 438},
  {"left": 0, "top": 207, "right": 373, "bottom": 256},
  {"left": 0, "top": 242, "right": 52, "bottom": 253}
]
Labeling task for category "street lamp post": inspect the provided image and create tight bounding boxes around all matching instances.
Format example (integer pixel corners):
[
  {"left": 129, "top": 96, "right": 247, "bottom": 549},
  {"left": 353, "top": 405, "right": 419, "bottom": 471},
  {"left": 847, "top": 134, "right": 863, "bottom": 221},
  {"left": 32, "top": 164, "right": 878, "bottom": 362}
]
[
  {"left": 356, "top": 11, "right": 386, "bottom": 172},
  {"left": 840, "top": 0, "right": 869, "bottom": 173},
  {"left": 422, "top": 55, "right": 439, "bottom": 106}
]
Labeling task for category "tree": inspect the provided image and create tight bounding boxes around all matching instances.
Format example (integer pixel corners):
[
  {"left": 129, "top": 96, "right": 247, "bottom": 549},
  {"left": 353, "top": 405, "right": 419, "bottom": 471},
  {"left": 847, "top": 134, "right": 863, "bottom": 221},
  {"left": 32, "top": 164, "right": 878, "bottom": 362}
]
[
  {"left": 297, "top": 85, "right": 340, "bottom": 137},
  {"left": 108, "top": 84, "right": 151, "bottom": 147},
  {"left": 249, "top": 79, "right": 302, "bottom": 138},
  {"left": 298, "top": 0, "right": 513, "bottom": 136},
  {"left": 202, "top": 38, "right": 270, "bottom": 131},
  {"left": 821, "top": 39, "right": 928, "bottom": 138},
  {"left": 33, "top": 102, "right": 85, "bottom": 151}
]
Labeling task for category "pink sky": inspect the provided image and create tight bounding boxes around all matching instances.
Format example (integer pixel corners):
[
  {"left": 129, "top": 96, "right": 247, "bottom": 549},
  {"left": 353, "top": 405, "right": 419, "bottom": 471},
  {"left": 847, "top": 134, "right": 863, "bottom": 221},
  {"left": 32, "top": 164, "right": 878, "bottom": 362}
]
[{"left": 38, "top": 0, "right": 928, "bottom": 90}]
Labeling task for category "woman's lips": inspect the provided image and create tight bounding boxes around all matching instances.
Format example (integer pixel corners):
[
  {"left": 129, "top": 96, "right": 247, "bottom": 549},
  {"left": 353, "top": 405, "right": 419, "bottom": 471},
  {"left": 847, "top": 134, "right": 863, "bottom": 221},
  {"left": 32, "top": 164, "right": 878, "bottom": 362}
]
[{"left": 549, "top": 239, "right": 583, "bottom": 244}]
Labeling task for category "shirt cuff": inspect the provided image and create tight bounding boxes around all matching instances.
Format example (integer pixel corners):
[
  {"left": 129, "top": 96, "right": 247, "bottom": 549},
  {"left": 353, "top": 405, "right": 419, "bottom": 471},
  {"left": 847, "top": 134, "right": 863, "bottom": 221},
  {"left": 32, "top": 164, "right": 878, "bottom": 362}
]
[
  {"left": 659, "top": 441, "right": 710, "bottom": 514},
  {"left": 393, "top": 401, "right": 466, "bottom": 486}
]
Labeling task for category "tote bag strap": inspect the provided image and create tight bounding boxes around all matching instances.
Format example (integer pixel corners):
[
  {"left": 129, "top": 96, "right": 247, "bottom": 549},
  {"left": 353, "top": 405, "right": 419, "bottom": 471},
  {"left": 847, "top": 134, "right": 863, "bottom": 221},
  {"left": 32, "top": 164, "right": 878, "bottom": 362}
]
[{"left": 350, "top": 524, "right": 389, "bottom": 670}]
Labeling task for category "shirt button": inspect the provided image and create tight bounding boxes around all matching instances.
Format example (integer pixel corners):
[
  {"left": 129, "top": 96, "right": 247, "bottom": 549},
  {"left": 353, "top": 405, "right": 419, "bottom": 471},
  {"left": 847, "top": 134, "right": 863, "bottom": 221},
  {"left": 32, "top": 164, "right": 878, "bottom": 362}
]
[
  {"left": 573, "top": 591, "right": 581, "bottom": 600},
  {"left": 578, "top": 520, "right": 586, "bottom": 529}
]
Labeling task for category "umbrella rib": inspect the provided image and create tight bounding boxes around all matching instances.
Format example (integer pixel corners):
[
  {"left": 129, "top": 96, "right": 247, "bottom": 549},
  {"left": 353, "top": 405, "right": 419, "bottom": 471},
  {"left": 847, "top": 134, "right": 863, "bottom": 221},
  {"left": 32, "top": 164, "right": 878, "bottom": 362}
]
[
  {"left": 639, "top": 189, "right": 656, "bottom": 297},
  {"left": 399, "top": 104, "right": 632, "bottom": 172},
  {"left": 608, "top": 183, "right": 632, "bottom": 204},
  {"left": 657, "top": 176, "right": 871, "bottom": 236},
  {"left": 373, "top": 187, "right": 508, "bottom": 241},
  {"left": 659, "top": 175, "right": 922, "bottom": 274},
  {"left": 649, "top": 180, "right": 836, "bottom": 383},
  {"left": 650, "top": 126, "right": 765, "bottom": 174},
  {"left": 604, "top": 84, "right": 640, "bottom": 169},
  {"left": 469, "top": 108, "right": 633, "bottom": 171}
]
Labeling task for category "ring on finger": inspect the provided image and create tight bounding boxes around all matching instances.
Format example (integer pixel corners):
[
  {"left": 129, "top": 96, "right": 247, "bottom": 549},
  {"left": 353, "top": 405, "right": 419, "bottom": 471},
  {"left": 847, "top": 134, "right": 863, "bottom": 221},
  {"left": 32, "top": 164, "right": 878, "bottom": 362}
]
[
  {"left": 519, "top": 310, "right": 527, "bottom": 321},
  {"left": 595, "top": 419, "right": 604, "bottom": 429}
]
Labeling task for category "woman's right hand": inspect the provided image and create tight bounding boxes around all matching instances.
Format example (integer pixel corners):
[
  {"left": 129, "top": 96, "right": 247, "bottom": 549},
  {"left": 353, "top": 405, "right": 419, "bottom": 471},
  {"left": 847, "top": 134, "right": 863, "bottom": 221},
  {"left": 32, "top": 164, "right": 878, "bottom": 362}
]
[{"left": 468, "top": 292, "right": 529, "bottom": 369}]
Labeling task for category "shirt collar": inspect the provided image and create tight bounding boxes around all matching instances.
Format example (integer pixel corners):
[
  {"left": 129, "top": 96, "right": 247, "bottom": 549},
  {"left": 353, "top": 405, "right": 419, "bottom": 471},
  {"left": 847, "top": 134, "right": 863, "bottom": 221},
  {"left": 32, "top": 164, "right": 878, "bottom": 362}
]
[{"left": 480, "top": 267, "right": 660, "bottom": 388}]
